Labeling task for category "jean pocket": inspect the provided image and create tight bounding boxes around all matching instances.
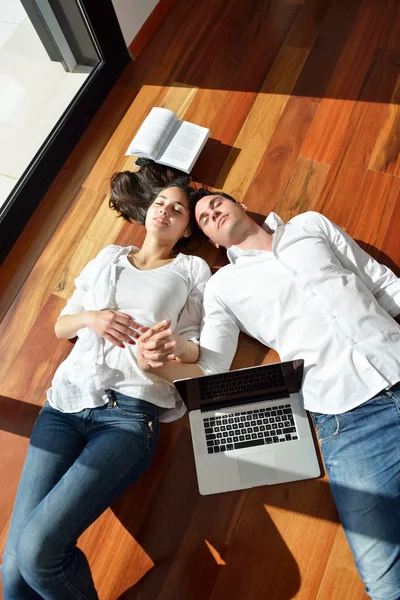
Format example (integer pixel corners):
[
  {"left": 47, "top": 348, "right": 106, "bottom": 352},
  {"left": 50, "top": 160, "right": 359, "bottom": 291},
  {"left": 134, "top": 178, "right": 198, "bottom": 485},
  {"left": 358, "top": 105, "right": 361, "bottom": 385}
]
[
  {"left": 113, "top": 401, "right": 154, "bottom": 421},
  {"left": 112, "top": 401, "right": 159, "bottom": 443},
  {"left": 314, "top": 414, "right": 341, "bottom": 444}
]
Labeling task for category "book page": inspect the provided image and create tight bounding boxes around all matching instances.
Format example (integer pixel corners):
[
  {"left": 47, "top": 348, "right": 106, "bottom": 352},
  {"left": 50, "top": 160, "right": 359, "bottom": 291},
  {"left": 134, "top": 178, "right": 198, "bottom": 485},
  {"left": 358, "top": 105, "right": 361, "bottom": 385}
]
[
  {"left": 157, "top": 120, "right": 210, "bottom": 173},
  {"left": 125, "top": 107, "right": 177, "bottom": 159}
]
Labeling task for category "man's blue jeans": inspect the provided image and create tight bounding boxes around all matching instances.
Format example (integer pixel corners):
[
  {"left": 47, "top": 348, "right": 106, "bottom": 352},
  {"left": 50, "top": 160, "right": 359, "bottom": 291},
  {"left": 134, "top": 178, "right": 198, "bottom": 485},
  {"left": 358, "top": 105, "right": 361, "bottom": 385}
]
[
  {"left": 314, "top": 382, "right": 400, "bottom": 600},
  {"left": 1, "top": 391, "right": 159, "bottom": 600}
]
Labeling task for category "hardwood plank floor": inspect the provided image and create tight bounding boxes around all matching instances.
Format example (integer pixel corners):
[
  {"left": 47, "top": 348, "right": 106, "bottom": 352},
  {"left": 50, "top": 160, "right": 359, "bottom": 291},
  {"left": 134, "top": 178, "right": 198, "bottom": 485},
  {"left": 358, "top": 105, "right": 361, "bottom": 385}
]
[{"left": 1, "top": 0, "right": 399, "bottom": 598}]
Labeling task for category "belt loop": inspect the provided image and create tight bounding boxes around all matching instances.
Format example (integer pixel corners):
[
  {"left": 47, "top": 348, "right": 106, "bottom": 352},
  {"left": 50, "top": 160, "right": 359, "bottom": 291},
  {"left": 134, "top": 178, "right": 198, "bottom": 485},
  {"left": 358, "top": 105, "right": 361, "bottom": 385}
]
[
  {"left": 105, "top": 389, "right": 114, "bottom": 407},
  {"left": 385, "top": 381, "right": 400, "bottom": 397}
]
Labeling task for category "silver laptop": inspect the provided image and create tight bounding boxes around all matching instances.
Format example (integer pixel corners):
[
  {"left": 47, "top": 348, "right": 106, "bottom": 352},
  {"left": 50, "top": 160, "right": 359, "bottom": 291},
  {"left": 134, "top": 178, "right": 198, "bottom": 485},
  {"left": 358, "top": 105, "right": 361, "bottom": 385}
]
[{"left": 174, "top": 360, "right": 322, "bottom": 495}]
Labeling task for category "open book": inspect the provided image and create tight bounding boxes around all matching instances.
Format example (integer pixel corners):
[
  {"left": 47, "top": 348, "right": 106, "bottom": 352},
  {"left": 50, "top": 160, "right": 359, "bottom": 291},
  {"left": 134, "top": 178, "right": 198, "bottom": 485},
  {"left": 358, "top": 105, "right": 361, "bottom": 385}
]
[{"left": 126, "top": 107, "right": 210, "bottom": 174}]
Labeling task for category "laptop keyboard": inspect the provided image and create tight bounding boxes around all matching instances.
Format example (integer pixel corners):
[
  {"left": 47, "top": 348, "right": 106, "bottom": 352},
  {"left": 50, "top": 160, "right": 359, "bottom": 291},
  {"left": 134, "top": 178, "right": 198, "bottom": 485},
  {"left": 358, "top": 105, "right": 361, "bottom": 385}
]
[
  {"left": 204, "top": 403, "right": 298, "bottom": 453},
  {"left": 199, "top": 364, "right": 285, "bottom": 400}
]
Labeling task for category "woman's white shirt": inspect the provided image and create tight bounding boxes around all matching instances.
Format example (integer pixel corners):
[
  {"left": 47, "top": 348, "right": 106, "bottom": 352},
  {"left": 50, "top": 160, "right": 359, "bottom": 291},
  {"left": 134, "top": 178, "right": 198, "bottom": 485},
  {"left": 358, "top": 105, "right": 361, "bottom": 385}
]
[{"left": 47, "top": 245, "right": 211, "bottom": 422}]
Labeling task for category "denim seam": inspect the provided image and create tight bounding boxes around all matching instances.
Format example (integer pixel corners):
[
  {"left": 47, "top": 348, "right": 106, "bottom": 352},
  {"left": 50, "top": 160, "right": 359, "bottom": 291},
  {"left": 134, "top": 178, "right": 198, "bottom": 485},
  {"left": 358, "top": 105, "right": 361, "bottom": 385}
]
[
  {"left": 16, "top": 539, "right": 91, "bottom": 600},
  {"left": 392, "top": 395, "right": 400, "bottom": 417},
  {"left": 52, "top": 554, "right": 92, "bottom": 600},
  {"left": 316, "top": 415, "right": 341, "bottom": 444}
]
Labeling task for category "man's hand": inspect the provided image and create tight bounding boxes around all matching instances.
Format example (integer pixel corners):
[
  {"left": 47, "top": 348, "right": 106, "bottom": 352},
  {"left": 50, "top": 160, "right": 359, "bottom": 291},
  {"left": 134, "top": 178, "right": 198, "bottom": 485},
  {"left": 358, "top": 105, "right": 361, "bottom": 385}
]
[
  {"left": 137, "top": 319, "right": 178, "bottom": 369},
  {"left": 85, "top": 310, "right": 147, "bottom": 347},
  {"left": 136, "top": 319, "right": 204, "bottom": 383}
]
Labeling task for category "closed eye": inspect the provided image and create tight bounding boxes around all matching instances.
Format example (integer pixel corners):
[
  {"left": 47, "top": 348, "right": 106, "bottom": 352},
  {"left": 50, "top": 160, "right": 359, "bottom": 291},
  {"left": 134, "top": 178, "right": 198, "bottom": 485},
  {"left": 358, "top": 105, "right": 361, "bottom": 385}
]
[{"left": 155, "top": 201, "right": 183, "bottom": 214}]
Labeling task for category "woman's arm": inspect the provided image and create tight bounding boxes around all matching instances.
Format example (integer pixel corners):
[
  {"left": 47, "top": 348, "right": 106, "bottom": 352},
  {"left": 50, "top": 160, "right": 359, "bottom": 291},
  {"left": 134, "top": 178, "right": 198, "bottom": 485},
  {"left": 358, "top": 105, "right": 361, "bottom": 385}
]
[
  {"left": 55, "top": 312, "right": 91, "bottom": 339},
  {"left": 55, "top": 245, "right": 141, "bottom": 345},
  {"left": 55, "top": 310, "right": 143, "bottom": 347}
]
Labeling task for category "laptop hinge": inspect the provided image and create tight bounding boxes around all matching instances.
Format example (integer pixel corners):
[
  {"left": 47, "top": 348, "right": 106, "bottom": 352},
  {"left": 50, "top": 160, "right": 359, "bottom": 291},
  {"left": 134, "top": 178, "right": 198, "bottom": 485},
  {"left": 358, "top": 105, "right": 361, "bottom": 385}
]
[{"left": 199, "top": 390, "right": 290, "bottom": 413}]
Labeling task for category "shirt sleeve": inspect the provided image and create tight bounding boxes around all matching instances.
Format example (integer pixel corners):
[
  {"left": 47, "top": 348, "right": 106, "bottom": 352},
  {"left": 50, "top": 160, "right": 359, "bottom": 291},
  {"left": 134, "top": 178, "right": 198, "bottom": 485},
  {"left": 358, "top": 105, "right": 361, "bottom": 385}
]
[
  {"left": 309, "top": 212, "right": 400, "bottom": 318},
  {"left": 58, "top": 245, "right": 121, "bottom": 317},
  {"left": 196, "top": 281, "right": 240, "bottom": 376},
  {"left": 174, "top": 257, "right": 212, "bottom": 342}
]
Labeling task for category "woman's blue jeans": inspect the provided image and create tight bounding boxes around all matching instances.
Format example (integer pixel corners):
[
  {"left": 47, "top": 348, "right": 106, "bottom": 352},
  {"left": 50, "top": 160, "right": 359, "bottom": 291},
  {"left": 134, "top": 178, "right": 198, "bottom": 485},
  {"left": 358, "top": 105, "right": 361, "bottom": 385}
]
[
  {"left": 1, "top": 390, "right": 159, "bottom": 600},
  {"left": 314, "top": 382, "right": 400, "bottom": 600}
]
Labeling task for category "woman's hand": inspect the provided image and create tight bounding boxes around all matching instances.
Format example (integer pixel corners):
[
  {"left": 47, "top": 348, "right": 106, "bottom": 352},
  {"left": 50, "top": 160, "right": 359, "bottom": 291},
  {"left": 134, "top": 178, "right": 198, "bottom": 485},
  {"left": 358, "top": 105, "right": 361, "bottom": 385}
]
[
  {"left": 137, "top": 319, "right": 199, "bottom": 370},
  {"left": 85, "top": 310, "right": 147, "bottom": 347},
  {"left": 137, "top": 320, "right": 176, "bottom": 370}
]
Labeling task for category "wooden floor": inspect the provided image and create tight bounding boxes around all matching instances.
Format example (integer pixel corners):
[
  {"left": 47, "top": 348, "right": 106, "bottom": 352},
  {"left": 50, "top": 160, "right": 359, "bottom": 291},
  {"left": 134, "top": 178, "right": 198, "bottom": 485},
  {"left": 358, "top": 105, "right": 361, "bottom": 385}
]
[{"left": 1, "top": 0, "right": 400, "bottom": 597}]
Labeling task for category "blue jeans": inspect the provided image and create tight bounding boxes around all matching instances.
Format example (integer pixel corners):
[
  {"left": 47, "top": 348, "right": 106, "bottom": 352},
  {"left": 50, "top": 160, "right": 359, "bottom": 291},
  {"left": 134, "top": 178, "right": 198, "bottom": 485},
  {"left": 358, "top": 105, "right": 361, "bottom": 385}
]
[
  {"left": 1, "top": 391, "right": 159, "bottom": 600},
  {"left": 314, "top": 382, "right": 400, "bottom": 600}
]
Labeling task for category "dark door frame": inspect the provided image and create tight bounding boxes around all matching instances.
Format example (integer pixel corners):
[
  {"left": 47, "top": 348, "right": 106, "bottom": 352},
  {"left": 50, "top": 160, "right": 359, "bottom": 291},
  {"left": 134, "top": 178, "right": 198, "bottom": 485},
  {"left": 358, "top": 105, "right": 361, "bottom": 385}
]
[{"left": 0, "top": 0, "right": 130, "bottom": 265}]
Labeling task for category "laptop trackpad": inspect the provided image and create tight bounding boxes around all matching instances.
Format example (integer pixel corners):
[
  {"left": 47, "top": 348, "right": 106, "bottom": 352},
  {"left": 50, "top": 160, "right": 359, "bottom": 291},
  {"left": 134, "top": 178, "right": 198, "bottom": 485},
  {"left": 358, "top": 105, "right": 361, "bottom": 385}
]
[{"left": 238, "top": 451, "right": 276, "bottom": 484}]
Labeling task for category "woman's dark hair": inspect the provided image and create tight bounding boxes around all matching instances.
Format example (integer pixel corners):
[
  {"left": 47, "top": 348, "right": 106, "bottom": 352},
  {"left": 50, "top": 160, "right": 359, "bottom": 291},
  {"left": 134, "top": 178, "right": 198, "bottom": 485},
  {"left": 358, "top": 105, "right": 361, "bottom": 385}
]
[
  {"left": 109, "top": 160, "right": 200, "bottom": 245},
  {"left": 109, "top": 160, "right": 193, "bottom": 225}
]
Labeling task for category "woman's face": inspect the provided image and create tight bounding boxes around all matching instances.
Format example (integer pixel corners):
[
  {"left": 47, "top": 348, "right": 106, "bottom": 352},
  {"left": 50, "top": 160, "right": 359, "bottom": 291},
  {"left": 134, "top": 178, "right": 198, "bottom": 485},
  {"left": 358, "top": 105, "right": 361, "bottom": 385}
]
[{"left": 145, "top": 186, "right": 191, "bottom": 244}]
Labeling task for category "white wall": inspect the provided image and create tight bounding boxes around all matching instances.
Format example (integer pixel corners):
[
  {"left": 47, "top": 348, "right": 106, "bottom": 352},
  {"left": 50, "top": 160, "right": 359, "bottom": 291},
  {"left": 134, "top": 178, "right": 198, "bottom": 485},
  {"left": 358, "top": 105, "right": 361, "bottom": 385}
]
[{"left": 111, "top": 0, "right": 159, "bottom": 47}]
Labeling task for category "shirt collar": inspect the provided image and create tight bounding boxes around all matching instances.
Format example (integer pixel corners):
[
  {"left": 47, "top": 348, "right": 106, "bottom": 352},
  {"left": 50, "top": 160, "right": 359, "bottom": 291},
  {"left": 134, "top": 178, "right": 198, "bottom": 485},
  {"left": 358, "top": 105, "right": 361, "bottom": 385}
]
[{"left": 227, "top": 212, "right": 285, "bottom": 263}]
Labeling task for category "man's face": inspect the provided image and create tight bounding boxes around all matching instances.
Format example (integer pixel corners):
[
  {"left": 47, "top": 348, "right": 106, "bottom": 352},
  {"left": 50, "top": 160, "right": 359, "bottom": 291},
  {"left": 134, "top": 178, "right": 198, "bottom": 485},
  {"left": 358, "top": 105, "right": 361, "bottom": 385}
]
[{"left": 195, "top": 194, "right": 246, "bottom": 248}]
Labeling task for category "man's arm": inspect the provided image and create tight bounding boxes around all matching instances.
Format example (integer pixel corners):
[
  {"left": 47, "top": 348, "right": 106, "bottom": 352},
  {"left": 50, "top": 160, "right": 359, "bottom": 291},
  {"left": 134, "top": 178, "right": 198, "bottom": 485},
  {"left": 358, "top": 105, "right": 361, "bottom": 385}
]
[
  {"left": 196, "top": 283, "right": 240, "bottom": 376},
  {"left": 310, "top": 212, "right": 400, "bottom": 319},
  {"left": 142, "top": 360, "right": 205, "bottom": 385},
  {"left": 138, "top": 283, "right": 240, "bottom": 384}
]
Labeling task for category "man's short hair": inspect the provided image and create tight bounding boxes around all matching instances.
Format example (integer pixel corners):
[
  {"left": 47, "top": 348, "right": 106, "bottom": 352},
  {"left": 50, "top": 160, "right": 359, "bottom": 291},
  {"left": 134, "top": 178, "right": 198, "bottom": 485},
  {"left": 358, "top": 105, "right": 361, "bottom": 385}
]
[{"left": 190, "top": 188, "right": 237, "bottom": 204}]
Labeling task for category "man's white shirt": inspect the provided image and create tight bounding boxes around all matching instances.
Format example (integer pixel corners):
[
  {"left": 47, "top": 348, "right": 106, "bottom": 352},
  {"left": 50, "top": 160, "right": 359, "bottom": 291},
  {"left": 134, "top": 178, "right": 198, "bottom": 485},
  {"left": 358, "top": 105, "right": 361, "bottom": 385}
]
[{"left": 197, "top": 211, "right": 400, "bottom": 414}]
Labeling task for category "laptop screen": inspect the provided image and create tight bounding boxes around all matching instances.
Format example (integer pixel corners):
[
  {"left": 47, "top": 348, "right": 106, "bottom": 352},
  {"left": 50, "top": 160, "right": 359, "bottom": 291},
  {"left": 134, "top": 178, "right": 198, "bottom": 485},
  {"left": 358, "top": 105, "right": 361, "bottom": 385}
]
[{"left": 174, "top": 360, "right": 304, "bottom": 411}]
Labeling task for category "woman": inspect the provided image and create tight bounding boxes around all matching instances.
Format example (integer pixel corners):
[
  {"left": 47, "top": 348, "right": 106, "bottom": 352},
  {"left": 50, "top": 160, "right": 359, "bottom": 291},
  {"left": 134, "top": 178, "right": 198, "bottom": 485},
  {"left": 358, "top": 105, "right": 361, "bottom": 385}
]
[{"left": 2, "top": 167, "right": 211, "bottom": 600}]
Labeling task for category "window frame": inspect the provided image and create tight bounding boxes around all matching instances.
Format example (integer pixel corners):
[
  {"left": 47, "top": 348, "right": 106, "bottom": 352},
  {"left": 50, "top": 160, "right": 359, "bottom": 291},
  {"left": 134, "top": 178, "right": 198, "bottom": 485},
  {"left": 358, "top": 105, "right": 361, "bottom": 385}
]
[{"left": 0, "top": 0, "right": 130, "bottom": 264}]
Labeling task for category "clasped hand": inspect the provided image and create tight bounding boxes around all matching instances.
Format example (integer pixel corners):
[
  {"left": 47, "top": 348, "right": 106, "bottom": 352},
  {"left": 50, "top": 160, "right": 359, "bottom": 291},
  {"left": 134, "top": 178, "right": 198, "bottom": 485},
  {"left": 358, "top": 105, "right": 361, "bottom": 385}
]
[{"left": 137, "top": 319, "right": 187, "bottom": 370}]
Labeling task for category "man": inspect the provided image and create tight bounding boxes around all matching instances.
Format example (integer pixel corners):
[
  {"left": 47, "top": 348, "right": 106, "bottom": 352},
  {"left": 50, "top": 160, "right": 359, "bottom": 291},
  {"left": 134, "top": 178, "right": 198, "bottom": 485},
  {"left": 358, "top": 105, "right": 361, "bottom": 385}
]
[
  {"left": 138, "top": 191, "right": 400, "bottom": 599},
  {"left": 192, "top": 191, "right": 400, "bottom": 600}
]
